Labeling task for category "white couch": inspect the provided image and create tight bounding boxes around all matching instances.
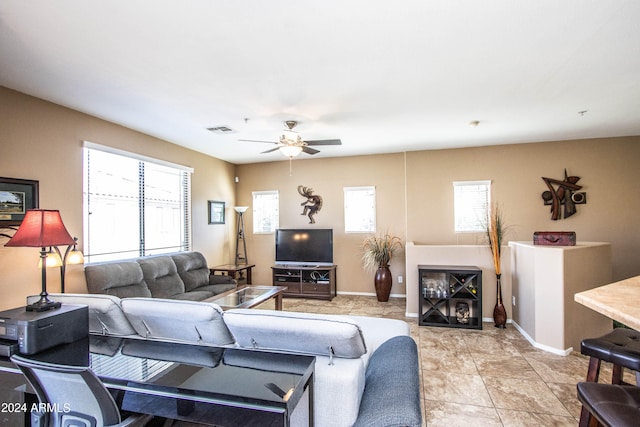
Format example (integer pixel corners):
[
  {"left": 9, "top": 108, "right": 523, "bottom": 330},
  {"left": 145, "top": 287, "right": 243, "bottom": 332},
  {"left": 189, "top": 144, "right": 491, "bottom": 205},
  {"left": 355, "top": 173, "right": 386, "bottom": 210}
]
[{"left": 33, "top": 293, "right": 421, "bottom": 427}]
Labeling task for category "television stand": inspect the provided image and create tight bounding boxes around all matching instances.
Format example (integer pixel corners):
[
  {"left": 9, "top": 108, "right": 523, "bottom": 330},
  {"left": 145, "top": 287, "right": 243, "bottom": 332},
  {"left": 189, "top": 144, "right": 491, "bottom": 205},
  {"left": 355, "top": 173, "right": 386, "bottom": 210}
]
[{"left": 272, "top": 265, "right": 337, "bottom": 300}]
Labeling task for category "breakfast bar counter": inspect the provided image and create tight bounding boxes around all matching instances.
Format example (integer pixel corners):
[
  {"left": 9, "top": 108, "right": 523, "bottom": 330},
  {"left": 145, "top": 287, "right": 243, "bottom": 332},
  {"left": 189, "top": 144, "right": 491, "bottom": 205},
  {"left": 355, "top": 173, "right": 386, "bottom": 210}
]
[{"left": 575, "top": 275, "right": 640, "bottom": 331}]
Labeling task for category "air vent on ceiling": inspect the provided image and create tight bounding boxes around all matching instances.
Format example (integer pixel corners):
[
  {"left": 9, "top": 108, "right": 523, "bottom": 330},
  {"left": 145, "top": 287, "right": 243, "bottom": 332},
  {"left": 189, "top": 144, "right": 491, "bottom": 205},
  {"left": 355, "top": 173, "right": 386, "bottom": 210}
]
[{"left": 207, "top": 126, "right": 235, "bottom": 134}]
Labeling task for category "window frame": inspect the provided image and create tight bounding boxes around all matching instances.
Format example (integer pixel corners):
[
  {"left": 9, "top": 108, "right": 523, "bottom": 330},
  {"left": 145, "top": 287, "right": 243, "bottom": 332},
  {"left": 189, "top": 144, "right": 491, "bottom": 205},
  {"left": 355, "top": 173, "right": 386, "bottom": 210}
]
[
  {"left": 453, "top": 180, "right": 491, "bottom": 233},
  {"left": 82, "top": 141, "right": 193, "bottom": 263},
  {"left": 344, "top": 186, "right": 376, "bottom": 233},
  {"left": 252, "top": 190, "right": 279, "bottom": 234}
]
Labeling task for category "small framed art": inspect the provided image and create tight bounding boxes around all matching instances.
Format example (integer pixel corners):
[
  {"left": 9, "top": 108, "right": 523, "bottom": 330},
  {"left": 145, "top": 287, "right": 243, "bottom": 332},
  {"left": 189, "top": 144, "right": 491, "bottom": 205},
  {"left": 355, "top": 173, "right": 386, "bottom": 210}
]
[
  {"left": 208, "top": 200, "right": 225, "bottom": 224},
  {"left": 0, "top": 177, "right": 39, "bottom": 226}
]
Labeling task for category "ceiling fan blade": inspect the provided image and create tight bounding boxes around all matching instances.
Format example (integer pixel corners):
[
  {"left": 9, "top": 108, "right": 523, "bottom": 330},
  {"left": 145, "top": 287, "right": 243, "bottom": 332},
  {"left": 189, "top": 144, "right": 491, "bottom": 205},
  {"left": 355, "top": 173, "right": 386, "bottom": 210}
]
[
  {"left": 261, "top": 147, "right": 282, "bottom": 154},
  {"left": 302, "top": 146, "right": 320, "bottom": 155},
  {"left": 304, "top": 139, "right": 342, "bottom": 146},
  {"left": 239, "top": 139, "right": 278, "bottom": 144}
]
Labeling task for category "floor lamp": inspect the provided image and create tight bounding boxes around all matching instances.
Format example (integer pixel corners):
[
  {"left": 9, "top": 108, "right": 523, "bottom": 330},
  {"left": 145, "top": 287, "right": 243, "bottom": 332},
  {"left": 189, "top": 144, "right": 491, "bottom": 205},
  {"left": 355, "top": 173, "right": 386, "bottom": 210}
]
[
  {"left": 5, "top": 209, "right": 76, "bottom": 311},
  {"left": 234, "top": 206, "right": 248, "bottom": 266}
]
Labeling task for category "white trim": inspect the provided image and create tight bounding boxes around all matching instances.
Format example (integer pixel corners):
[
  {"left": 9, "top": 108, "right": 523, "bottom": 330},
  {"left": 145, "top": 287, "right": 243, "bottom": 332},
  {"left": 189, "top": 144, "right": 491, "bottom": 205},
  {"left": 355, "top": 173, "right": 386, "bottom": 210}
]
[
  {"left": 510, "top": 320, "right": 573, "bottom": 356},
  {"left": 336, "top": 291, "right": 406, "bottom": 298},
  {"left": 453, "top": 180, "right": 492, "bottom": 187},
  {"left": 83, "top": 141, "right": 194, "bottom": 173}
]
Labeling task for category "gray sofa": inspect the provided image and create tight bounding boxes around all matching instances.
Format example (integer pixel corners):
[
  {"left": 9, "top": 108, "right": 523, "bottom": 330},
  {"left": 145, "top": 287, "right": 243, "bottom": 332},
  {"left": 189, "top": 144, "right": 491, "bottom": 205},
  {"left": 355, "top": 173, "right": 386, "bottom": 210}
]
[
  {"left": 84, "top": 251, "right": 236, "bottom": 300},
  {"left": 35, "top": 293, "right": 422, "bottom": 427}
]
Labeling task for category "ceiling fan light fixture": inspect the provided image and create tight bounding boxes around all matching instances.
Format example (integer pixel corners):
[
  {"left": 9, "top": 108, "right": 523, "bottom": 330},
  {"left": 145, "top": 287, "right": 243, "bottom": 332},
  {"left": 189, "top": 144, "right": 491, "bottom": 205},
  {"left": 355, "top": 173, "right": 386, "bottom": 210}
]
[
  {"left": 280, "top": 145, "right": 303, "bottom": 158},
  {"left": 281, "top": 129, "right": 301, "bottom": 144}
]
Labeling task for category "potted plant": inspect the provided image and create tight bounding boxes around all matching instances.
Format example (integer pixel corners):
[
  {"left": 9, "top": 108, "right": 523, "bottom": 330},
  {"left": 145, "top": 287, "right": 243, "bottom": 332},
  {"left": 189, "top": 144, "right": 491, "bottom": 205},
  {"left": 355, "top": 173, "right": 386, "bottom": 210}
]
[
  {"left": 362, "top": 231, "right": 403, "bottom": 302},
  {"left": 486, "top": 203, "right": 507, "bottom": 328}
]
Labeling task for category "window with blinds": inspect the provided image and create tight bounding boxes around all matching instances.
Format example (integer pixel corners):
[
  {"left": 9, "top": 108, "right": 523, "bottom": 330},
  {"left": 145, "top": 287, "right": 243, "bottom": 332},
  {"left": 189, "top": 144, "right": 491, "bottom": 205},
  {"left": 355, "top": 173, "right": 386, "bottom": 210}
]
[
  {"left": 252, "top": 190, "right": 279, "bottom": 234},
  {"left": 453, "top": 180, "right": 491, "bottom": 233},
  {"left": 83, "top": 143, "right": 192, "bottom": 263},
  {"left": 344, "top": 186, "right": 376, "bottom": 233}
]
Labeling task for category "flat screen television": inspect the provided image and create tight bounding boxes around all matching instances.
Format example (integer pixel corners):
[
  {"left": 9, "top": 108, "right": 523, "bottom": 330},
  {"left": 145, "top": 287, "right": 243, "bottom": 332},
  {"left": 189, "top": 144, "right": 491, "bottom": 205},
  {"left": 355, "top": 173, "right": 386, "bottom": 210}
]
[{"left": 275, "top": 228, "right": 333, "bottom": 266}]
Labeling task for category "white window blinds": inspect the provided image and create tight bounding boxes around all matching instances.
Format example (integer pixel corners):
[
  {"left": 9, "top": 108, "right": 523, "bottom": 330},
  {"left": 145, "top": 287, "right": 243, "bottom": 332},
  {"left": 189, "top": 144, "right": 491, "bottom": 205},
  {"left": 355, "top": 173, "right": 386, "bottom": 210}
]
[{"left": 83, "top": 143, "right": 192, "bottom": 263}]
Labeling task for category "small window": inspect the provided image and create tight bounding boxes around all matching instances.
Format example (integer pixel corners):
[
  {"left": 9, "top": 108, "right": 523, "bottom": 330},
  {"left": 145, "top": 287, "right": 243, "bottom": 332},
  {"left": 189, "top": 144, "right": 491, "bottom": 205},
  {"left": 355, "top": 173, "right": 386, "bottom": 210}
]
[
  {"left": 453, "top": 180, "right": 491, "bottom": 233},
  {"left": 252, "top": 191, "right": 279, "bottom": 233},
  {"left": 344, "top": 186, "right": 376, "bottom": 233}
]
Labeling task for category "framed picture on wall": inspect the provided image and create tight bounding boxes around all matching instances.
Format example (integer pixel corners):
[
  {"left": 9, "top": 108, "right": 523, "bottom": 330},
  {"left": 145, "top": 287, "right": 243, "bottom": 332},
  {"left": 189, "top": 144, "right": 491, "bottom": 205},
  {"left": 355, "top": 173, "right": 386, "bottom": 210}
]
[
  {"left": 0, "top": 177, "right": 39, "bottom": 226},
  {"left": 208, "top": 200, "right": 225, "bottom": 224}
]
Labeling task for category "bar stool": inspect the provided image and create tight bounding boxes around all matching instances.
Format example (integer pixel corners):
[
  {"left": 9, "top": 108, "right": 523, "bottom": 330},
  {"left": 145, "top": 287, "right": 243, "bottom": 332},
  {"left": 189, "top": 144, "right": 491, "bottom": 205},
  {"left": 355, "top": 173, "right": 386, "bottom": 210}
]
[
  {"left": 579, "top": 328, "right": 640, "bottom": 427},
  {"left": 577, "top": 382, "right": 640, "bottom": 427}
]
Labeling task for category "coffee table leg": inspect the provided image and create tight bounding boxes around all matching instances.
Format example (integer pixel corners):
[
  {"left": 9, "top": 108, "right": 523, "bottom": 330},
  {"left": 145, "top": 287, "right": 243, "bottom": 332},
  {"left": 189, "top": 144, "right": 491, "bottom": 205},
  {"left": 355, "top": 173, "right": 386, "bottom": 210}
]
[{"left": 275, "top": 293, "right": 282, "bottom": 311}]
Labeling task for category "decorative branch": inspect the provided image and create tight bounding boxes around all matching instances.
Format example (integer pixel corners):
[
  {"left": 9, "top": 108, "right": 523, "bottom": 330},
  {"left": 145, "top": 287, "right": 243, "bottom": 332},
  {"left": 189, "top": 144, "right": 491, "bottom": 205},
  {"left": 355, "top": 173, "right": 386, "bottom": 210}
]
[{"left": 486, "top": 204, "right": 505, "bottom": 275}]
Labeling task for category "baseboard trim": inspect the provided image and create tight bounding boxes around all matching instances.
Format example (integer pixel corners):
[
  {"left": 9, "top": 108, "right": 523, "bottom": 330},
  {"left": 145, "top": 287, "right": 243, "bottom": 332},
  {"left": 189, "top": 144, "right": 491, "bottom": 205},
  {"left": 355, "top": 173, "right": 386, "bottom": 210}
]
[
  {"left": 510, "top": 320, "right": 573, "bottom": 356},
  {"left": 336, "top": 291, "right": 407, "bottom": 298}
]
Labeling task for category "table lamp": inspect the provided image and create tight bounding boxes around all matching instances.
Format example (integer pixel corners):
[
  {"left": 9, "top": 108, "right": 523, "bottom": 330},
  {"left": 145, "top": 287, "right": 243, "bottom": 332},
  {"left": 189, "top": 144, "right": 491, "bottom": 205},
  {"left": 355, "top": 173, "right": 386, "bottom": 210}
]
[
  {"left": 5, "top": 209, "right": 75, "bottom": 311},
  {"left": 50, "top": 237, "right": 84, "bottom": 293}
]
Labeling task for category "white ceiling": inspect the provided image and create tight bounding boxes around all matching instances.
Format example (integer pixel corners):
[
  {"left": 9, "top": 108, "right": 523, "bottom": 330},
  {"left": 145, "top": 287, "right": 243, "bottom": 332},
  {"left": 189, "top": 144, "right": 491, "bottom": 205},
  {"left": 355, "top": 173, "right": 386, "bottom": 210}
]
[{"left": 2, "top": 1, "right": 639, "bottom": 164}]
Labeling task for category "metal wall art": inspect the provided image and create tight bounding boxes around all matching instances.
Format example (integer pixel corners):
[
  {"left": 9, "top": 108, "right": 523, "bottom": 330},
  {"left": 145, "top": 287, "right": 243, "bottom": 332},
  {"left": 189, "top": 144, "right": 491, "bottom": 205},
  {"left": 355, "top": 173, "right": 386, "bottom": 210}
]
[
  {"left": 298, "top": 185, "right": 322, "bottom": 224},
  {"left": 541, "top": 169, "right": 587, "bottom": 220}
]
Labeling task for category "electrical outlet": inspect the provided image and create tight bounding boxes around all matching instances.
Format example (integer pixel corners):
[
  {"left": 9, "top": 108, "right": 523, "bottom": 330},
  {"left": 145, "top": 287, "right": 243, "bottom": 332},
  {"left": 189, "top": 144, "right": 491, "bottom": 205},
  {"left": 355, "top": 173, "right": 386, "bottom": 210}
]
[
  {"left": 512, "top": 296, "right": 516, "bottom": 306},
  {"left": 398, "top": 275, "right": 403, "bottom": 283}
]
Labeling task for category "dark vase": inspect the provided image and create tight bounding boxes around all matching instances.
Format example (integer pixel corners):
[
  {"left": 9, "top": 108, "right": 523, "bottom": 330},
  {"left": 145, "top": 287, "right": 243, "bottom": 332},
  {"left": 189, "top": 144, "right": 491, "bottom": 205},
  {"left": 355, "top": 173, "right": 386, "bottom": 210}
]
[
  {"left": 493, "top": 273, "right": 507, "bottom": 328},
  {"left": 374, "top": 265, "right": 392, "bottom": 302}
]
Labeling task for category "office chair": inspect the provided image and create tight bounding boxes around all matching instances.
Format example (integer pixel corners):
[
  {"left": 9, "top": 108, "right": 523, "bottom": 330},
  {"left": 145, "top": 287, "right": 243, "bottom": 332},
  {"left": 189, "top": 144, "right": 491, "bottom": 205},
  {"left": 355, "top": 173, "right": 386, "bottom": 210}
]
[{"left": 11, "top": 354, "right": 153, "bottom": 427}]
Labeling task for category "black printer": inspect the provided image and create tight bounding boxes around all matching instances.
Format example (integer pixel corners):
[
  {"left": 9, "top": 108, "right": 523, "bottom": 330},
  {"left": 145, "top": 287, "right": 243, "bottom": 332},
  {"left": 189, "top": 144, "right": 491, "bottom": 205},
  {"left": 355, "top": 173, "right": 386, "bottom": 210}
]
[{"left": 0, "top": 304, "right": 88, "bottom": 355}]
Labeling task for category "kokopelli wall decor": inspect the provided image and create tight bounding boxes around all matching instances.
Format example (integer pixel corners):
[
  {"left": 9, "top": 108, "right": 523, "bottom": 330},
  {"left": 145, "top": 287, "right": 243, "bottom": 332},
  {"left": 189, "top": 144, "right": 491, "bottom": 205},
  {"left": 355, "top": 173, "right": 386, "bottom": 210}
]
[
  {"left": 298, "top": 185, "right": 322, "bottom": 224},
  {"left": 541, "top": 169, "right": 587, "bottom": 220}
]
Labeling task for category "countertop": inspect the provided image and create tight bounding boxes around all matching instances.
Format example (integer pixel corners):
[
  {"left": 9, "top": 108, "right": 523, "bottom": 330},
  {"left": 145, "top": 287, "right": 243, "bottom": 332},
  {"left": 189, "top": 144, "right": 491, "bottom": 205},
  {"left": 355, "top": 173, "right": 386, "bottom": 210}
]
[{"left": 574, "top": 275, "right": 640, "bottom": 331}]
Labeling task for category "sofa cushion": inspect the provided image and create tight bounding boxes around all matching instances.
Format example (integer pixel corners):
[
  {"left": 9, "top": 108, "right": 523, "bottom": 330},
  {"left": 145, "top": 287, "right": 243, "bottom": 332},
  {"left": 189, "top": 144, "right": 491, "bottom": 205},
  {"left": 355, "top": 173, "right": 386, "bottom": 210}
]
[
  {"left": 122, "top": 340, "right": 224, "bottom": 368},
  {"left": 190, "top": 283, "right": 236, "bottom": 296},
  {"left": 28, "top": 293, "right": 137, "bottom": 337},
  {"left": 169, "top": 290, "right": 216, "bottom": 301},
  {"left": 224, "top": 309, "right": 367, "bottom": 358},
  {"left": 347, "top": 315, "right": 411, "bottom": 365},
  {"left": 313, "top": 356, "right": 367, "bottom": 427},
  {"left": 85, "top": 261, "right": 152, "bottom": 298},
  {"left": 353, "top": 335, "right": 422, "bottom": 427},
  {"left": 121, "top": 298, "right": 235, "bottom": 346},
  {"left": 137, "top": 256, "right": 186, "bottom": 298},
  {"left": 171, "top": 251, "right": 210, "bottom": 292}
]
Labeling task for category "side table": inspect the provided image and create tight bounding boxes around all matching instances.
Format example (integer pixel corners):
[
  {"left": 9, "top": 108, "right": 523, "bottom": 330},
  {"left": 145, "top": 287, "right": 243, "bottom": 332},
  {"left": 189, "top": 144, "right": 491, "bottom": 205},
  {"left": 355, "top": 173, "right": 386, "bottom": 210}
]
[{"left": 210, "top": 264, "right": 256, "bottom": 284}]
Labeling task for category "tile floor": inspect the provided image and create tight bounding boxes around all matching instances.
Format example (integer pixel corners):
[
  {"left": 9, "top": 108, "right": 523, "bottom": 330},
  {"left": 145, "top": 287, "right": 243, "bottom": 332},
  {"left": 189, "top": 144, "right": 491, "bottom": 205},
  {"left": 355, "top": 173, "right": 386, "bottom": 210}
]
[{"left": 258, "top": 294, "right": 635, "bottom": 427}]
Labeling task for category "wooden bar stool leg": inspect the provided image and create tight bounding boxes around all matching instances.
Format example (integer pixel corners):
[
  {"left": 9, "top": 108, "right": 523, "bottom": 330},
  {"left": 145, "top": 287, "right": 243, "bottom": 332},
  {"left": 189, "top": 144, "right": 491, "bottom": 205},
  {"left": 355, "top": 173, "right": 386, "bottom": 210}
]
[
  {"left": 585, "top": 357, "right": 601, "bottom": 382},
  {"left": 579, "top": 357, "right": 602, "bottom": 427},
  {"left": 612, "top": 364, "right": 624, "bottom": 385},
  {"left": 579, "top": 406, "right": 601, "bottom": 427}
]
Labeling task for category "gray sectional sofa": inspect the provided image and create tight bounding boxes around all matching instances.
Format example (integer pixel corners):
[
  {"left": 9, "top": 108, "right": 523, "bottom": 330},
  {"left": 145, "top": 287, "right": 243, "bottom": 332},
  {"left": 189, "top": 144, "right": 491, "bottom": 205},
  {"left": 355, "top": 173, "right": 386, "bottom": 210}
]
[
  {"left": 36, "top": 293, "right": 422, "bottom": 427},
  {"left": 84, "top": 251, "right": 237, "bottom": 300}
]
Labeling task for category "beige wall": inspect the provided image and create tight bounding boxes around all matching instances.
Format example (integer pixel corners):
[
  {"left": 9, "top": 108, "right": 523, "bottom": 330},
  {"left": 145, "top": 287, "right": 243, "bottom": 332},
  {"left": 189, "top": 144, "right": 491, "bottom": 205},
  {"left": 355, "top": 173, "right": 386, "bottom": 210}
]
[
  {"left": 235, "top": 153, "right": 407, "bottom": 295},
  {"left": 239, "top": 137, "right": 640, "bottom": 299},
  {"left": 3, "top": 85, "right": 639, "bottom": 311},
  {"left": 406, "top": 139, "right": 640, "bottom": 280},
  {"left": 0, "top": 87, "right": 236, "bottom": 310}
]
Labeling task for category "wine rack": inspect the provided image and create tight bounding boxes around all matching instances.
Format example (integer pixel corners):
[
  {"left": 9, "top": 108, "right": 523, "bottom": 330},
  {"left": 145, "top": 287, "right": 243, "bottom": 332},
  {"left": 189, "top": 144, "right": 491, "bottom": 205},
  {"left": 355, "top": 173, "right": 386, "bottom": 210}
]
[{"left": 418, "top": 265, "right": 482, "bottom": 329}]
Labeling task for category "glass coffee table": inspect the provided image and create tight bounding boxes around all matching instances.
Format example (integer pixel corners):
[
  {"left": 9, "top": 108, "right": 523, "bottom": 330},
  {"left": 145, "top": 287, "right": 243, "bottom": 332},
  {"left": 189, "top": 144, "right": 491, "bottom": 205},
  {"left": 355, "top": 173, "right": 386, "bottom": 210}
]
[{"left": 206, "top": 285, "right": 287, "bottom": 310}]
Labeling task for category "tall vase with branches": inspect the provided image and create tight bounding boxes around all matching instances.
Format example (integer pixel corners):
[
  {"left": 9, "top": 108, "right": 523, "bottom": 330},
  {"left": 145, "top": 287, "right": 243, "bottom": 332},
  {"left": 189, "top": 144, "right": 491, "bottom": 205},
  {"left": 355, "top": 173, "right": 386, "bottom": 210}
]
[
  {"left": 362, "top": 232, "right": 403, "bottom": 302},
  {"left": 487, "top": 204, "right": 507, "bottom": 328}
]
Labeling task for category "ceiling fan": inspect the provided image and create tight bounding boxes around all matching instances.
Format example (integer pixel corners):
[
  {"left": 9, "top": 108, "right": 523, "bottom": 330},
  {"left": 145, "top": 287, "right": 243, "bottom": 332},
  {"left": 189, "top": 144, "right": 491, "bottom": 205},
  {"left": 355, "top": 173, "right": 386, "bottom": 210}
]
[{"left": 239, "top": 120, "right": 342, "bottom": 158}]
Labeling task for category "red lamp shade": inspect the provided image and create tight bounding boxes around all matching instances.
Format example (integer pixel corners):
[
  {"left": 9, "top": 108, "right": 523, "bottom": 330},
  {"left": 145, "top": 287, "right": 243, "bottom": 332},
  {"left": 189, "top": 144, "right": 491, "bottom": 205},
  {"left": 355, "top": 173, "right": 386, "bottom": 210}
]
[{"left": 5, "top": 209, "right": 75, "bottom": 248}]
